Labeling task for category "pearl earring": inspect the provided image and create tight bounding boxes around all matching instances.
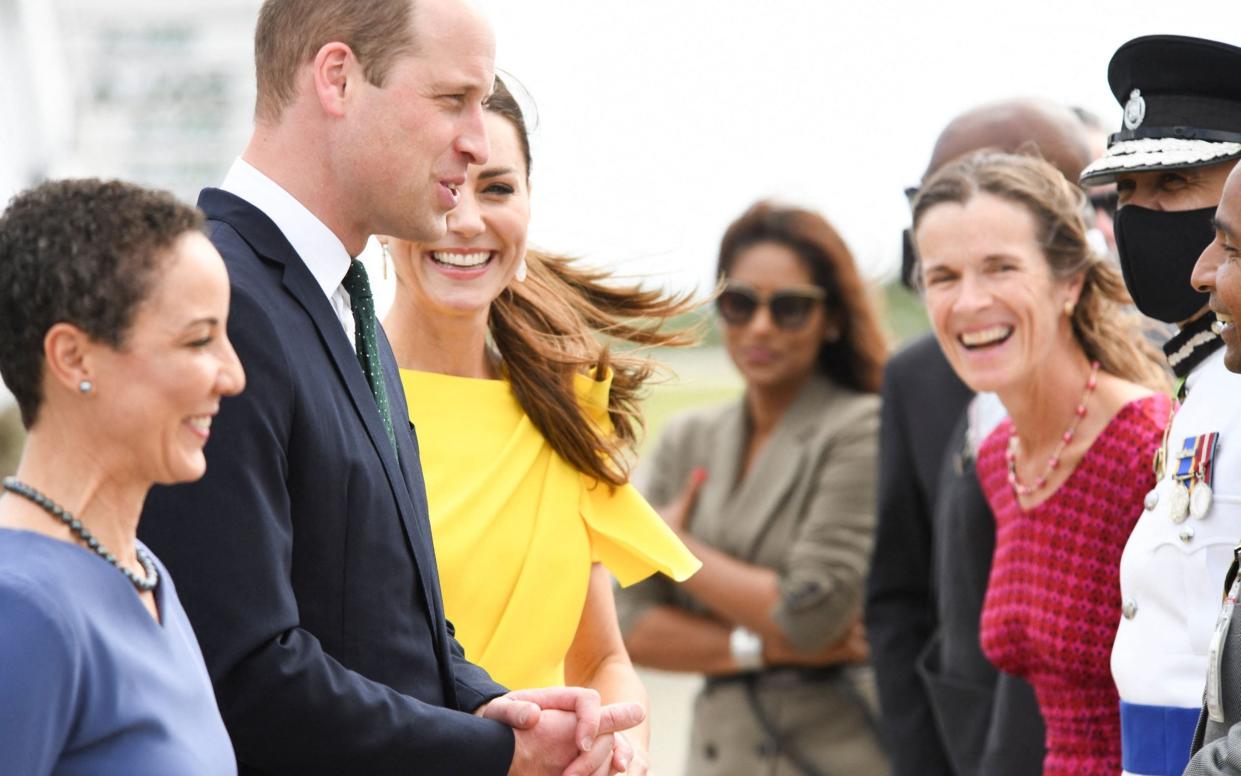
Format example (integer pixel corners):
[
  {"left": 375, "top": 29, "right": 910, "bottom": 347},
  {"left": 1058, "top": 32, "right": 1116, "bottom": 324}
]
[
  {"left": 1064, "top": 300, "right": 1075, "bottom": 318},
  {"left": 514, "top": 256, "right": 527, "bottom": 283},
  {"left": 78, "top": 379, "right": 93, "bottom": 394}
]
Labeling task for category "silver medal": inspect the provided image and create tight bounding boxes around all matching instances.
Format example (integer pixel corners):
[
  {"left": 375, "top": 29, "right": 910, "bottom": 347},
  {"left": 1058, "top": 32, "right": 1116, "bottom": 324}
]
[
  {"left": 1168, "top": 484, "right": 1191, "bottom": 524},
  {"left": 1144, "top": 489, "right": 1159, "bottom": 511},
  {"left": 1192, "top": 481, "right": 1214, "bottom": 520}
]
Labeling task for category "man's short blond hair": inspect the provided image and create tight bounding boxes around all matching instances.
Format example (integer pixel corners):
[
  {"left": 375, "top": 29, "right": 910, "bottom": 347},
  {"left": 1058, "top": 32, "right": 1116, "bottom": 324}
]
[{"left": 254, "top": 0, "right": 416, "bottom": 122}]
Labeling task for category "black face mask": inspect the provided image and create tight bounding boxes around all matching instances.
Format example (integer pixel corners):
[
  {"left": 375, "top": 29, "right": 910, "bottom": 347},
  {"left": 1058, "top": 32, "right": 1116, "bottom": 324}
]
[{"left": 1114, "top": 204, "right": 1215, "bottom": 324}]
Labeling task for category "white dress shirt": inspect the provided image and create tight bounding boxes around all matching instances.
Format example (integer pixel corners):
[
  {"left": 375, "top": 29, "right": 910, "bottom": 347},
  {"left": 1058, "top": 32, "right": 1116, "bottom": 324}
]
[{"left": 220, "top": 158, "right": 357, "bottom": 349}]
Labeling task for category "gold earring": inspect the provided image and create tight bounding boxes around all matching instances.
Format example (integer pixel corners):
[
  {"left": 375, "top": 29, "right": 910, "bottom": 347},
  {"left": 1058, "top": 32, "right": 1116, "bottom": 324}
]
[
  {"left": 1064, "top": 300, "right": 1074, "bottom": 317},
  {"left": 380, "top": 240, "right": 391, "bottom": 280}
]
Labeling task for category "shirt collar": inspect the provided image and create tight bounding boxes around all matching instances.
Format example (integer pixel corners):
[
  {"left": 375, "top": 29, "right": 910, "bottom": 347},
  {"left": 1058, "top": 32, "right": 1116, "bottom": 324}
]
[{"left": 219, "top": 158, "right": 352, "bottom": 300}]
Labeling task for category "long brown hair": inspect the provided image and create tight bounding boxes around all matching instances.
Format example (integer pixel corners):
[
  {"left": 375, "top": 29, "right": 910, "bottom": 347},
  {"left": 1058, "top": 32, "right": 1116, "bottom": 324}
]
[
  {"left": 487, "top": 78, "right": 697, "bottom": 486},
  {"left": 717, "top": 201, "right": 887, "bottom": 393},
  {"left": 912, "top": 151, "right": 1167, "bottom": 391}
]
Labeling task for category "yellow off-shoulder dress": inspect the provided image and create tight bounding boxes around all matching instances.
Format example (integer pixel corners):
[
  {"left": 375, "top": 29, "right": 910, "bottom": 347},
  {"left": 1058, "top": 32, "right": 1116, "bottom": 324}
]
[{"left": 400, "top": 368, "right": 700, "bottom": 689}]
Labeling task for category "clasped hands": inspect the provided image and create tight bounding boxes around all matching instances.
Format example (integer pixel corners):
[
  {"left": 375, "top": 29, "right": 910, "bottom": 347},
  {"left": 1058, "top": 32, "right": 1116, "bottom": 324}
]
[{"left": 479, "top": 686, "right": 646, "bottom": 776}]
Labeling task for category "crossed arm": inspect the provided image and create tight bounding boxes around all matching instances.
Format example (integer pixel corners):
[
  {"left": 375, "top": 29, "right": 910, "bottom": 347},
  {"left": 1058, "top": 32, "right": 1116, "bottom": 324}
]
[{"left": 621, "top": 410, "right": 877, "bottom": 676}]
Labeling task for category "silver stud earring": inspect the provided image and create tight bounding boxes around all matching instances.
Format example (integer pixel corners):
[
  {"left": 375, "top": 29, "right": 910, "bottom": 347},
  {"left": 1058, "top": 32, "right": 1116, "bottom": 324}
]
[
  {"left": 514, "top": 256, "right": 528, "bottom": 283},
  {"left": 78, "top": 379, "right": 93, "bottom": 394}
]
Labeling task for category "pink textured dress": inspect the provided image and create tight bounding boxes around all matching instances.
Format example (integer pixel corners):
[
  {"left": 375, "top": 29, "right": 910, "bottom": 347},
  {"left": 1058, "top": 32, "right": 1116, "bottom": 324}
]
[{"left": 977, "top": 394, "right": 1170, "bottom": 776}]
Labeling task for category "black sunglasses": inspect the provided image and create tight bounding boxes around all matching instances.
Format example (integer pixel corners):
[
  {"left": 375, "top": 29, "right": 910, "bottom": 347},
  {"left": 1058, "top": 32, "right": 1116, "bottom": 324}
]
[
  {"left": 1089, "top": 190, "right": 1118, "bottom": 218},
  {"left": 716, "top": 283, "right": 826, "bottom": 330}
]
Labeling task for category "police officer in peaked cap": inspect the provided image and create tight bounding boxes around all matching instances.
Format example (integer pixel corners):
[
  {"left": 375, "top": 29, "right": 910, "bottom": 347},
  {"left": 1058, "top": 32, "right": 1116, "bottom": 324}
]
[
  {"left": 1084, "top": 33, "right": 1241, "bottom": 776},
  {"left": 1079, "top": 34, "right": 1241, "bottom": 776}
]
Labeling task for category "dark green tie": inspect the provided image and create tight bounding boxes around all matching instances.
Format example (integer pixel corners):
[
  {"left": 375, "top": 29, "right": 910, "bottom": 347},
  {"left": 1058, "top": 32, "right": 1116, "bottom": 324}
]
[{"left": 342, "top": 259, "right": 398, "bottom": 456}]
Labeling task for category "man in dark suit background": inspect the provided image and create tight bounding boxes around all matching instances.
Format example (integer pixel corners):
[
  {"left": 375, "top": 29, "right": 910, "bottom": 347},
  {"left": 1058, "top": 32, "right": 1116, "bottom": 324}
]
[
  {"left": 139, "top": 1, "right": 639, "bottom": 774},
  {"left": 866, "top": 99, "right": 1094, "bottom": 776}
]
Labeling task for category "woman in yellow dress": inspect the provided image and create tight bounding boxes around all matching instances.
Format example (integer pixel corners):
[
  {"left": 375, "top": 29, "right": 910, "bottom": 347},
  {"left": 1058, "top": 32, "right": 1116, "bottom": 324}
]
[{"left": 380, "top": 77, "right": 701, "bottom": 773}]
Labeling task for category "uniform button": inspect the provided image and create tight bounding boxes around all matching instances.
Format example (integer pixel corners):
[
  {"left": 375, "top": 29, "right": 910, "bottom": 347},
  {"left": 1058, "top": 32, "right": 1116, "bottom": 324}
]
[
  {"left": 756, "top": 741, "right": 777, "bottom": 758},
  {"left": 704, "top": 743, "right": 717, "bottom": 760},
  {"left": 1123, "top": 599, "right": 1139, "bottom": 620},
  {"left": 1144, "top": 489, "right": 1159, "bottom": 511},
  {"left": 1180, "top": 526, "right": 1195, "bottom": 544}
]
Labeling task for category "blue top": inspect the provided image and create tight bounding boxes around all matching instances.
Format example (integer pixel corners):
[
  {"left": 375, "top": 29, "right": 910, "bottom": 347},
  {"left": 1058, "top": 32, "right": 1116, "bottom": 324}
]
[{"left": 0, "top": 529, "right": 236, "bottom": 775}]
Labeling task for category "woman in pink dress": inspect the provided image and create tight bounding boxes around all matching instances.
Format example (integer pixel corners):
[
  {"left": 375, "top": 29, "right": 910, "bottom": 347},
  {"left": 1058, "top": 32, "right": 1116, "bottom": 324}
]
[{"left": 911, "top": 151, "right": 1170, "bottom": 775}]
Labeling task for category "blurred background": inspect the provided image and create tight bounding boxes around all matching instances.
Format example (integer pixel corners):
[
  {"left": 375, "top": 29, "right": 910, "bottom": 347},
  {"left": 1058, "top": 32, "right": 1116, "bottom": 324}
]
[{"left": 3, "top": 0, "right": 1241, "bottom": 770}]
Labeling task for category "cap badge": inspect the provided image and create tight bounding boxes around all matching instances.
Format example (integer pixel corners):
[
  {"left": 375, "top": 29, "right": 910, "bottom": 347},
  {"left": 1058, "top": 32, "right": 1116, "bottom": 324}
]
[{"left": 1124, "top": 89, "right": 1146, "bottom": 130}]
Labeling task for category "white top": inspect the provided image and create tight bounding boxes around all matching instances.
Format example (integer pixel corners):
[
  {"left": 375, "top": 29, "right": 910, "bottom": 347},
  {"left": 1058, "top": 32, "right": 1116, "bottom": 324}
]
[
  {"left": 220, "top": 158, "right": 356, "bottom": 348},
  {"left": 1113, "top": 349, "right": 1241, "bottom": 712},
  {"left": 966, "top": 391, "right": 1006, "bottom": 456}
]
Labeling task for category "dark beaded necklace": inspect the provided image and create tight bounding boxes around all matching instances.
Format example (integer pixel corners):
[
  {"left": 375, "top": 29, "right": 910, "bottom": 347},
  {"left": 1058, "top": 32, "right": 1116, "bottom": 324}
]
[{"left": 1, "top": 476, "right": 158, "bottom": 593}]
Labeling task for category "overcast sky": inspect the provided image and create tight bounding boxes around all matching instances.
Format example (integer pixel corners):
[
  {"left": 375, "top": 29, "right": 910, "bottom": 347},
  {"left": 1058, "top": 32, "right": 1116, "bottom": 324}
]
[
  {"left": 464, "top": 0, "right": 1241, "bottom": 293},
  {"left": 9, "top": 0, "right": 1241, "bottom": 300},
  {"left": 1, "top": 0, "right": 1239, "bottom": 409}
]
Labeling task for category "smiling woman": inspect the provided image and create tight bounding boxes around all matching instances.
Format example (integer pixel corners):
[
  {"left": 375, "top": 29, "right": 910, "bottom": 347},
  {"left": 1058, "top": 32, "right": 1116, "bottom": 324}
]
[
  {"left": 378, "top": 76, "right": 702, "bottom": 775},
  {"left": 913, "top": 152, "right": 1168, "bottom": 776},
  {"left": 0, "top": 178, "right": 243, "bottom": 774}
]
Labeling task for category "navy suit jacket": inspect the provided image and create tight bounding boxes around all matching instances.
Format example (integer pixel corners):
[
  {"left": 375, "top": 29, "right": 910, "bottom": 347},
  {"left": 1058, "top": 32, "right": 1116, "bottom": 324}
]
[{"left": 140, "top": 189, "right": 514, "bottom": 775}]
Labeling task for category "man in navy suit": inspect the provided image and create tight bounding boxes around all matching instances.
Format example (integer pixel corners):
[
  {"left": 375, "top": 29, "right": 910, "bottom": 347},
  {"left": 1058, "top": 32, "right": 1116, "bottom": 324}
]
[{"left": 140, "top": 1, "right": 640, "bottom": 774}]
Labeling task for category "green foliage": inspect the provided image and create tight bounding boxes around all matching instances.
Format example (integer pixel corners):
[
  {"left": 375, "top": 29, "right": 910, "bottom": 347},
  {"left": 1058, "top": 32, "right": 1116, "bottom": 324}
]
[
  {"left": 881, "top": 282, "right": 930, "bottom": 348},
  {"left": 639, "top": 350, "right": 740, "bottom": 454}
]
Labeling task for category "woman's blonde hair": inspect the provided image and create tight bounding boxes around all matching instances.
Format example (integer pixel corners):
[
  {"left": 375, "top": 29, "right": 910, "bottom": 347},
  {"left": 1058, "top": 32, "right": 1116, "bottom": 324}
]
[{"left": 912, "top": 151, "right": 1167, "bottom": 391}]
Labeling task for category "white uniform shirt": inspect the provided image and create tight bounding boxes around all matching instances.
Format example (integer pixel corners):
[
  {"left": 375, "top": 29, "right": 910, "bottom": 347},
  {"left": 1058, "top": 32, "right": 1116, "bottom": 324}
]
[{"left": 1113, "top": 350, "right": 1241, "bottom": 717}]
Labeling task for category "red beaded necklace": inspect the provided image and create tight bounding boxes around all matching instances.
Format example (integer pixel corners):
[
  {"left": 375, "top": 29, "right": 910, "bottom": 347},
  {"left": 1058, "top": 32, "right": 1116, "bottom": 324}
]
[{"left": 1006, "top": 360, "right": 1100, "bottom": 498}]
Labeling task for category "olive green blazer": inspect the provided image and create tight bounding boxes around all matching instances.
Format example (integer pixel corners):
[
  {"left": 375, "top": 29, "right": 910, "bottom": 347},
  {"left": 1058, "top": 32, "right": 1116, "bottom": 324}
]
[{"left": 617, "top": 375, "right": 889, "bottom": 775}]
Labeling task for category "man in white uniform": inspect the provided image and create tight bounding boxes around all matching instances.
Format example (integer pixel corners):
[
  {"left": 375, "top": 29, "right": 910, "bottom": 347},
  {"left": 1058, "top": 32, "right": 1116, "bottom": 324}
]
[{"left": 1079, "top": 35, "right": 1241, "bottom": 776}]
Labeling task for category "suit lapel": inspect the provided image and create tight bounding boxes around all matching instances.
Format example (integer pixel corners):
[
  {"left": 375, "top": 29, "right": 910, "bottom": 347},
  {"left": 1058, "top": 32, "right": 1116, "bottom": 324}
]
[
  {"left": 277, "top": 249, "right": 414, "bottom": 515},
  {"left": 690, "top": 401, "right": 747, "bottom": 550},
  {"left": 377, "top": 326, "right": 450, "bottom": 663},
  {"left": 199, "top": 189, "right": 446, "bottom": 654},
  {"left": 277, "top": 260, "right": 447, "bottom": 654},
  {"left": 719, "top": 377, "right": 835, "bottom": 560}
]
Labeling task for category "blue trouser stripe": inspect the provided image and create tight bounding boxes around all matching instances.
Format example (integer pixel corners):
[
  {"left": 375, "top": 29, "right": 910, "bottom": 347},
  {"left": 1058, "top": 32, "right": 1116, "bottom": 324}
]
[{"left": 1120, "top": 700, "right": 1201, "bottom": 775}]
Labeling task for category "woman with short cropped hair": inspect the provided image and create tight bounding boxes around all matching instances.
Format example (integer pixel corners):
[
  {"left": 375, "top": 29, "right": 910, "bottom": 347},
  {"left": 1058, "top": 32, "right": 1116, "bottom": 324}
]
[{"left": 0, "top": 178, "right": 245, "bottom": 774}]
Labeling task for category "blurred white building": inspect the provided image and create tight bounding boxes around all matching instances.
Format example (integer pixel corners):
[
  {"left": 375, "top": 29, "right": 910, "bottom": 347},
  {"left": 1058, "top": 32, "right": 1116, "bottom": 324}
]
[
  {"left": 0, "top": 0, "right": 264, "bottom": 405},
  {"left": 13, "top": 0, "right": 262, "bottom": 203},
  {"left": 0, "top": 0, "right": 71, "bottom": 204}
]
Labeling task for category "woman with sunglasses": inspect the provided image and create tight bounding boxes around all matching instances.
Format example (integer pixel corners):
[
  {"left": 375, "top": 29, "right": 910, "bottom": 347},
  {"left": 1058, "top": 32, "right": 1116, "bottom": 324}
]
[
  {"left": 616, "top": 201, "right": 890, "bottom": 776},
  {"left": 913, "top": 152, "right": 1169, "bottom": 775}
]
